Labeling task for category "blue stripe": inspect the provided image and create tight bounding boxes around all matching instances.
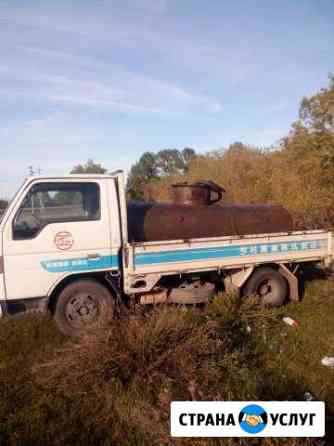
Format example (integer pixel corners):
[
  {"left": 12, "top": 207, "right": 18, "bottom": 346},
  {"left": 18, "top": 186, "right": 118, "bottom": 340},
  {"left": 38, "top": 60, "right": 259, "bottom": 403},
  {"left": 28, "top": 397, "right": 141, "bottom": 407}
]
[
  {"left": 40, "top": 238, "right": 328, "bottom": 271},
  {"left": 135, "top": 239, "right": 327, "bottom": 266},
  {"left": 41, "top": 254, "right": 119, "bottom": 273}
]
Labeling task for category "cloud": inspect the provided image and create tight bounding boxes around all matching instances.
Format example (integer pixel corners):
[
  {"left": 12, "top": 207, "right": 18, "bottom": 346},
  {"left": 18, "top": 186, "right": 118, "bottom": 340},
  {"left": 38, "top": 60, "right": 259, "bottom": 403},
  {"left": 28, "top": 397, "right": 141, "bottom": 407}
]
[
  {"left": 0, "top": 44, "right": 223, "bottom": 114},
  {"left": 0, "top": 2, "right": 247, "bottom": 84}
]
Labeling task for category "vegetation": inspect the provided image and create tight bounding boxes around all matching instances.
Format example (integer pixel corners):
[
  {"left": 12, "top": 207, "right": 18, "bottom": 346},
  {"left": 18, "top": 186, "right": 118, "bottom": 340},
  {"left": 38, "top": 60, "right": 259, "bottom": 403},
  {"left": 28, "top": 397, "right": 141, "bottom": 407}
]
[
  {"left": 0, "top": 274, "right": 333, "bottom": 445},
  {"left": 71, "top": 158, "right": 108, "bottom": 174},
  {"left": 127, "top": 147, "right": 196, "bottom": 200},
  {"left": 128, "top": 76, "right": 334, "bottom": 229}
]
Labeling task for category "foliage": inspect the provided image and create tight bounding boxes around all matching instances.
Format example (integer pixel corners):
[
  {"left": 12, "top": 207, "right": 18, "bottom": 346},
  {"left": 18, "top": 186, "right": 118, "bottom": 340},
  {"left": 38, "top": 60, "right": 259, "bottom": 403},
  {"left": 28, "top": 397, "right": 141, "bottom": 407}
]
[
  {"left": 127, "top": 148, "right": 196, "bottom": 200},
  {"left": 144, "top": 142, "right": 275, "bottom": 205},
  {"left": 127, "top": 151, "right": 159, "bottom": 200},
  {"left": 273, "top": 127, "right": 334, "bottom": 227},
  {"left": 71, "top": 159, "right": 108, "bottom": 174},
  {"left": 299, "top": 74, "right": 334, "bottom": 132}
]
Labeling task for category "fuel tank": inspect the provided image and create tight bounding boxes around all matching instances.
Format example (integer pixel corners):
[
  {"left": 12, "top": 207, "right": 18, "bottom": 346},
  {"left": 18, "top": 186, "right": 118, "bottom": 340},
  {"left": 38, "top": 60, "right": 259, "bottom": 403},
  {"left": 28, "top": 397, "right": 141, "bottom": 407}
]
[{"left": 127, "top": 182, "right": 293, "bottom": 242}]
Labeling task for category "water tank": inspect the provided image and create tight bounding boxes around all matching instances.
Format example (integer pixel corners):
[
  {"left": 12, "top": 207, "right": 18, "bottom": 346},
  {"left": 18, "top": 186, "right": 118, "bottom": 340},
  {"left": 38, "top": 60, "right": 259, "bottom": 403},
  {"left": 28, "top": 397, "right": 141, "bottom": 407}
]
[{"left": 127, "top": 181, "right": 293, "bottom": 242}]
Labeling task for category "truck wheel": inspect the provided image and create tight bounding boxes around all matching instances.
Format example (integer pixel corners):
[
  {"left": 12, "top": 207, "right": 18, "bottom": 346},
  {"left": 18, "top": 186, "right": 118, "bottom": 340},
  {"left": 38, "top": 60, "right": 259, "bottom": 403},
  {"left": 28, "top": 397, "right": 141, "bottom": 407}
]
[
  {"left": 54, "top": 279, "right": 114, "bottom": 336},
  {"left": 244, "top": 267, "right": 287, "bottom": 307}
]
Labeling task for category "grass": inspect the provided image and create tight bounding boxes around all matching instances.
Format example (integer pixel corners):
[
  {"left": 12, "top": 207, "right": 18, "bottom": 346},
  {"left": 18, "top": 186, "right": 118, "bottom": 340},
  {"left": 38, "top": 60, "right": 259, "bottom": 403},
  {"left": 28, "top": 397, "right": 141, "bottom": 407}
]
[{"left": 0, "top": 269, "right": 333, "bottom": 445}]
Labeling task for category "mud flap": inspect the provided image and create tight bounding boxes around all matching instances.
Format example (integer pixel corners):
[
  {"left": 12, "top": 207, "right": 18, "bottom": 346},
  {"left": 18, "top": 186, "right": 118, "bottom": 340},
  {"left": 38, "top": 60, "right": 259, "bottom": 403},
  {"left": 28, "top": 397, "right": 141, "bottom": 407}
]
[{"left": 279, "top": 264, "right": 299, "bottom": 301}]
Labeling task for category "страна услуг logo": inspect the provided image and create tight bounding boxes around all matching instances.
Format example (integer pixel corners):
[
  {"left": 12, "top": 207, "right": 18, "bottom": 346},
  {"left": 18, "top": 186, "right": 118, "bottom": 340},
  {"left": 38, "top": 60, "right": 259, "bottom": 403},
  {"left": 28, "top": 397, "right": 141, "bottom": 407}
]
[{"left": 239, "top": 404, "right": 268, "bottom": 434}]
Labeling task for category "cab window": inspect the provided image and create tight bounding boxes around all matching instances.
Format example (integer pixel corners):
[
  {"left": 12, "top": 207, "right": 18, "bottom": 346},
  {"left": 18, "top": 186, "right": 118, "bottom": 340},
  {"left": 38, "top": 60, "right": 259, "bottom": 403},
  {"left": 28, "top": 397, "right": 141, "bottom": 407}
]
[{"left": 13, "top": 182, "right": 100, "bottom": 240}]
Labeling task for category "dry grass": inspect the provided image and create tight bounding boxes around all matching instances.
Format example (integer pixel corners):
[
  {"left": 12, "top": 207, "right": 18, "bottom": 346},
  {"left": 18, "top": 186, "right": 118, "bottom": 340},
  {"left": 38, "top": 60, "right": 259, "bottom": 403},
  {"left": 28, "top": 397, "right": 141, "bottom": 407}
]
[
  {"left": 0, "top": 277, "right": 333, "bottom": 445},
  {"left": 34, "top": 306, "right": 254, "bottom": 445}
]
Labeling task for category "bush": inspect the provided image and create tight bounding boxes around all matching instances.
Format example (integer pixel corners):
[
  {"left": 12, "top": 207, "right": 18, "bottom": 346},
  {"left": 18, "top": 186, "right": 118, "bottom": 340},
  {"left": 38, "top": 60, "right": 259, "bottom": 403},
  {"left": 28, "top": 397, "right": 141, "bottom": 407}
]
[{"left": 0, "top": 293, "right": 332, "bottom": 445}]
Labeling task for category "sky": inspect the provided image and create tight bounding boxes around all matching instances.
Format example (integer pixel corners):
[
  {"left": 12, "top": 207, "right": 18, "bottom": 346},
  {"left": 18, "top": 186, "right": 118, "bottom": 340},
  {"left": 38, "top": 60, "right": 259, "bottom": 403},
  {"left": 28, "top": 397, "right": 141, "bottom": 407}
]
[{"left": 0, "top": 0, "right": 333, "bottom": 197}]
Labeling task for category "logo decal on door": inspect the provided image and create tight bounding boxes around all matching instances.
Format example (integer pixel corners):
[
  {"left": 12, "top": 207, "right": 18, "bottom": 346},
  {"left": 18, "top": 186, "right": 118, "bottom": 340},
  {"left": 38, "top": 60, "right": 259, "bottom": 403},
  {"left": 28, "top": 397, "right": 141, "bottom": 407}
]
[
  {"left": 41, "top": 254, "right": 119, "bottom": 273},
  {"left": 54, "top": 231, "right": 74, "bottom": 250}
]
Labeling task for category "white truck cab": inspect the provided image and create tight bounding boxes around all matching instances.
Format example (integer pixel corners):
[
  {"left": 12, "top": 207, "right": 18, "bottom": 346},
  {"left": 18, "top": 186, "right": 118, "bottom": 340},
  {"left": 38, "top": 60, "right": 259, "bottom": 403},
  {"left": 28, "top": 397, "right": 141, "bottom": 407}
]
[
  {"left": 0, "top": 171, "right": 333, "bottom": 335},
  {"left": 0, "top": 173, "right": 124, "bottom": 324}
]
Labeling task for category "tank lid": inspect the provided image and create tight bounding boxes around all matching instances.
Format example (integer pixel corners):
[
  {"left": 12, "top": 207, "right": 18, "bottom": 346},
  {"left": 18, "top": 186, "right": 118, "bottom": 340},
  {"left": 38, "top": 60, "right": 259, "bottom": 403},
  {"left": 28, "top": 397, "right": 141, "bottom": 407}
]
[{"left": 171, "top": 181, "right": 225, "bottom": 206}]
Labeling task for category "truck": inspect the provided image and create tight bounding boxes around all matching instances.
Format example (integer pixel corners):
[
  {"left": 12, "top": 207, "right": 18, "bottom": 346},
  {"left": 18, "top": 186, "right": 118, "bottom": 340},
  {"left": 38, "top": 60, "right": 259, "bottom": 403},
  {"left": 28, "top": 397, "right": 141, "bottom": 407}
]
[{"left": 0, "top": 171, "right": 332, "bottom": 336}]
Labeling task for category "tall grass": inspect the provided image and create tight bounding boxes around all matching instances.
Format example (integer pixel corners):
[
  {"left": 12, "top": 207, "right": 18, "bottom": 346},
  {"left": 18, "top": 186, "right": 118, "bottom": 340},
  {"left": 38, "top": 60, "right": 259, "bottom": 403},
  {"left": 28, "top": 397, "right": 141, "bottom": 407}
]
[{"left": 0, "top": 286, "right": 333, "bottom": 445}]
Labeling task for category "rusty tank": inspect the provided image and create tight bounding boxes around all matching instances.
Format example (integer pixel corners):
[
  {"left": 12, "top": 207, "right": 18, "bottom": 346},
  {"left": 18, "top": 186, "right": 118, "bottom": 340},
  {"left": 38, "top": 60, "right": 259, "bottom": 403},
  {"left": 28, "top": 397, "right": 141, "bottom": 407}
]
[{"left": 127, "top": 181, "right": 293, "bottom": 242}]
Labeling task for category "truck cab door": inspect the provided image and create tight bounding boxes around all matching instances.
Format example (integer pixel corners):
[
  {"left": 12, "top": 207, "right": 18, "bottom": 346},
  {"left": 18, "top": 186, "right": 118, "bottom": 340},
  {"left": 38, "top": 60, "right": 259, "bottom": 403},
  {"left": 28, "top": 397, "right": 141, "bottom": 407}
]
[{"left": 2, "top": 179, "right": 119, "bottom": 303}]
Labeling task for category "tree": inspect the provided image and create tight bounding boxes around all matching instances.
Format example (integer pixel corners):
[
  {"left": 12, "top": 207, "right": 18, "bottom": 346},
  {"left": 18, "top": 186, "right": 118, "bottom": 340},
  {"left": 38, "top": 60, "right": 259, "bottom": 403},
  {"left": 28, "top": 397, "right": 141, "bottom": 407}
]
[
  {"left": 127, "top": 152, "right": 159, "bottom": 200},
  {"left": 71, "top": 159, "right": 107, "bottom": 174},
  {"left": 299, "top": 74, "right": 334, "bottom": 132},
  {"left": 127, "top": 148, "right": 196, "bottom": 200},
  {"left": 155, "top": 148, "right": 196, "bottom": 176},
  {"left": 182, "top": 147, "right": 196, "bottom": 165},
  {"left": 275, "top": 75, "right": 334, "bottom": 227},
  {"left": 287, "top": 74, "right": 334, "bottom": 176}
]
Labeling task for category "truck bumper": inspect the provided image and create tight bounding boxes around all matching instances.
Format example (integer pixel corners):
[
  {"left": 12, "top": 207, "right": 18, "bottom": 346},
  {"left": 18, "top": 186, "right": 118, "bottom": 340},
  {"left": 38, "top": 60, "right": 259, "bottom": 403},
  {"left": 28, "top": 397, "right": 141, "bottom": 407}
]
[{"left": 1, "top": 297, "right": 48, "bottom": 317}]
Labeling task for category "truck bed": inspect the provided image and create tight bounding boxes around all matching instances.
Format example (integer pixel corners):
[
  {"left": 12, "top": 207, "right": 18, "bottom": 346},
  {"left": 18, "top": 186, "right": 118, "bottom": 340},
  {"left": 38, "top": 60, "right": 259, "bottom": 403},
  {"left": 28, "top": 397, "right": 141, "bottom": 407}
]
[{"left": 127, "top": 230, "right": 333, "bottom": 276}]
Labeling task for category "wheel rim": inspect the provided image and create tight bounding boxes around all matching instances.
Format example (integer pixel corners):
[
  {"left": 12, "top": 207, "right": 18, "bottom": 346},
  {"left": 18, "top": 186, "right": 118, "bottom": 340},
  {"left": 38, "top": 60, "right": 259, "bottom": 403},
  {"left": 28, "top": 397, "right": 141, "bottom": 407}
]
[
  {"left": 65, "top": 293, "right": 100, "bottom": 327},
  {"left": 256, "top": 278, "right": 279, "bottom": 302}
]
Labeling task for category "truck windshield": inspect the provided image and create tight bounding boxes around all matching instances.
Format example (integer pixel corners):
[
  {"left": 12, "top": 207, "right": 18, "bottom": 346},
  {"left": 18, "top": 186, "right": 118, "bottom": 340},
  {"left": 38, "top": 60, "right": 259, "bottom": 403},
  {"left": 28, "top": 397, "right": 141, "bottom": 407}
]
[{"left": 12, "top": 182, "right": 100, "bottom": 240}]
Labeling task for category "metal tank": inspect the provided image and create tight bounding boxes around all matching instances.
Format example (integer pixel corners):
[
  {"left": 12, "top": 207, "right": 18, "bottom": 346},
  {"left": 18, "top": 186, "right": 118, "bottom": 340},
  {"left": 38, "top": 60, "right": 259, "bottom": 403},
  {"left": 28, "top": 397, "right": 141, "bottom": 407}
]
[{"left": 127, "top": 181, "right": 293, "bottom": 242}]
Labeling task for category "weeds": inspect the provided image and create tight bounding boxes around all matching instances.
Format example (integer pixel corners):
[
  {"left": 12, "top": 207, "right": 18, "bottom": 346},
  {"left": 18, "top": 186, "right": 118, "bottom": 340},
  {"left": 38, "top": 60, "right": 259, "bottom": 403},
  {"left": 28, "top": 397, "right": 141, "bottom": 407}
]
[{"left": 0, "top": 280, "right": 333, "bottom": 445}]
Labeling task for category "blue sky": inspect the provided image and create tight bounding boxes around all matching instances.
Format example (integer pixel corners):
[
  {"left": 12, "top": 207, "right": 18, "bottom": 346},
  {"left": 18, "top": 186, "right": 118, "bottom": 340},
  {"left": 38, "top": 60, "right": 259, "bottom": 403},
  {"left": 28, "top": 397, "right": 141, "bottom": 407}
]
[{"left": 0, "top": 0, "right": 333, "bottom": 197}]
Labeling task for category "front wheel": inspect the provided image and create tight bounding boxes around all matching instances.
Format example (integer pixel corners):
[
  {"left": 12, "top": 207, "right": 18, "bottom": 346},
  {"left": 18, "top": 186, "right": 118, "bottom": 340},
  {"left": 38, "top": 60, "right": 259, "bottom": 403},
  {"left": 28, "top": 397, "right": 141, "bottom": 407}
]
[
  {"left": 54, "top": 279, "right": 115, "bottom": 336},
  {"left": 243, "top": 267, "right": 287, "bottom": 307}
]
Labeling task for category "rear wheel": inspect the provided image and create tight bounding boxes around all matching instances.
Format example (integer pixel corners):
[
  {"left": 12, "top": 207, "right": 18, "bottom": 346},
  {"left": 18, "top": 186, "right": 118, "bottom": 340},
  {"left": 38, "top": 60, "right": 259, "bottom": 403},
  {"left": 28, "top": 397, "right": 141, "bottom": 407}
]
[
  {"left": 54, "top": 279, "right": 114, "bottom": 336},
  {"left": 244, "top": 267, "right": 287, "bottom": 307}
]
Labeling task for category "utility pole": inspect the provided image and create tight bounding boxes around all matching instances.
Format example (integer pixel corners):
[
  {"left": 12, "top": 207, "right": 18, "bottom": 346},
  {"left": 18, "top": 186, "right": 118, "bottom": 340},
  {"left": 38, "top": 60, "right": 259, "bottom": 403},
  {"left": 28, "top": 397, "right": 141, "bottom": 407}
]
[{"left": 28, "top": 166, "right": 42, "bottom": 176}]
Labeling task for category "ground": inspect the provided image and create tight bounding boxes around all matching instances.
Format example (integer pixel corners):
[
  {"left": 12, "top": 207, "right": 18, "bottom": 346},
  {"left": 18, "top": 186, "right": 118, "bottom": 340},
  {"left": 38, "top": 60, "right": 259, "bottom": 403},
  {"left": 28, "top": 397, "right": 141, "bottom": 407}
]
[{"left": 0, "top": 267, "right": 333, "bottom": 446}]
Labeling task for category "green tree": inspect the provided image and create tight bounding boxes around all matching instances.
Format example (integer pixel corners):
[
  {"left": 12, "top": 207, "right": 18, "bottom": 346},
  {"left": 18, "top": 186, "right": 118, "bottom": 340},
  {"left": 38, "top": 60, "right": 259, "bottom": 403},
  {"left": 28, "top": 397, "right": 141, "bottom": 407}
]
[
  {"left": 71, "top": 159, "right": 107, "bottom": 174},
  {"left": 127, "top": 152, "right": 159, "bottom": 200},
  {"left": 182, "top": 147, "right": 196, "bottom": 165},
  {"left": 127, "top": 148, "right": 196, "bottom": 200},
  {"left": 155, "top": 148, "right": 196, "bottom": 176}
]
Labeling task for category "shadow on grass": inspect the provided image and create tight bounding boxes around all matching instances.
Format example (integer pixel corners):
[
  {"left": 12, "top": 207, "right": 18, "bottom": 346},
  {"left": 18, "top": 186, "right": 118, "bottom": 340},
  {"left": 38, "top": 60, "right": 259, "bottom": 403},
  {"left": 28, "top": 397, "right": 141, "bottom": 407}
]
[{"left": 296, "top": 263, "right": 332, "bottom": 303}]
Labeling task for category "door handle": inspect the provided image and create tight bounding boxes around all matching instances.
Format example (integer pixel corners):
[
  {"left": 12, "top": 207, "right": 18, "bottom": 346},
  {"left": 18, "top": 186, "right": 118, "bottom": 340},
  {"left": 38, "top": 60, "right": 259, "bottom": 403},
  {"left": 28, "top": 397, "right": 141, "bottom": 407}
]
[{"left": 87, "top": 253, "right": 101, "bottom": 260}]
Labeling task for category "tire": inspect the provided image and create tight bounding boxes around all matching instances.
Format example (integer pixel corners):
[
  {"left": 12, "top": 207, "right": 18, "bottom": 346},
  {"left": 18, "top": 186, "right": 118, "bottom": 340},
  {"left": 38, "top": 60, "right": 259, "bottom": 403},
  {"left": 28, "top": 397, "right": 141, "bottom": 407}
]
[
  {"left": 243, "top": 267, "right": 287, "bottom": 307},
  {"left": 54, "top": 279, "right": 115, "bottom": 336}
]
